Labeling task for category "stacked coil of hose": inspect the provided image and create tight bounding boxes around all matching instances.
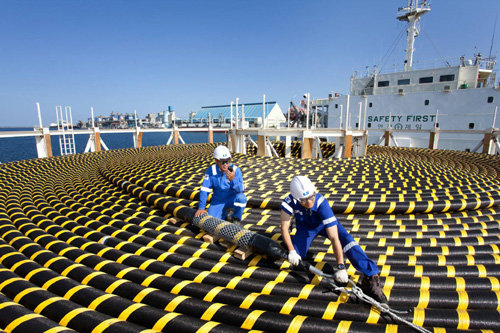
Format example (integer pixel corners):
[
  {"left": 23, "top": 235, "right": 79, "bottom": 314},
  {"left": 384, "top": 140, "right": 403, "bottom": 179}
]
[{"left": 0, "top": 142, "right": 498, "bottom": 332}]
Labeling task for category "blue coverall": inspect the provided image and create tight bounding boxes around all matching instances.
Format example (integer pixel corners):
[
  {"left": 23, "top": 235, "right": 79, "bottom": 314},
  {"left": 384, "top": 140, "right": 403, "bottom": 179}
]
[
  {"left": 199, "top": 164, "right": 247, "bottom": 220},
  {"left": 280, "top": 193, "right": 379, "bottom": 276}
]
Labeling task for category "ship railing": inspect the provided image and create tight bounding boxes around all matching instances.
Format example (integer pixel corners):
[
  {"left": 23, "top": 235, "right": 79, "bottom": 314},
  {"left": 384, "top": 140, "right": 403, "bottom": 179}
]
[{"left": 353, "top": 57, "right": 496, "bottom": 78}]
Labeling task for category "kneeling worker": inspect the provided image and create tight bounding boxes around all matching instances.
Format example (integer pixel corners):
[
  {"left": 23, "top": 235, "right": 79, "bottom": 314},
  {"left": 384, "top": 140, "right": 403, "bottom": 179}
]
[
  {"left": 280, "top": 175, "right": 387, "bottom": 303},
  {"left": 195, "top": 145, "right": 247, "bottom": 223}
]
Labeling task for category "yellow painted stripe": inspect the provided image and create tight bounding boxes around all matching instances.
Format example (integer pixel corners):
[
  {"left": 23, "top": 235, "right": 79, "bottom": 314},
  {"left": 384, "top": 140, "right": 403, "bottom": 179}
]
[
  {"left": 455, "top": 277, "right": 466, "bottom": 291},
  {"left": 5, "top": 314, "right": 44, "bottom": 332},
  {"left": 88, "top": 294, "right": 115, "bottom": 310},
  {"left": 412, "top": 307, "right": 425, "bottom": 326},
  {"left": 261, "top": 281, "right": 277, "bottom": 294},
  {"left": 0, "top": 301, "right": 18, "bottom": 310},
  {"left": 417, "top": 289, "right": 429, "bottom": 308},
  {"left": 45, "top": 327, "right": 73, "bottom": 333},
  {"left": 171, "top": 280, "right": 191, "bottom": 294},
  {"left": 421, "top": 276, "right": 430, "bottom": 290},
  {"left": 165, "top": 265, "right": 181, "bottom": 277},
  {"left": 165, "top": 295, "right": 190, "bottom": 312},
  {"left": 59, "top": 308, "right": 92, "bottom": 326},
  {"left": 456, "top": 309, "right": 470, "bottom": 329},
  {"left": 64, "top": 285, "right": 90, "bottom": 299},
  {"left": 366, "top": 306, "right": 380, "bottom": 323},
  {"left": 336, "top": 321, "right": 352, "bottom": 332},
  {"left": 25, "top": 268, "right": 49, "bottom": 281},
  {"left": 203, "top": 286, "right": 224, "bottom": 302},
  {"left": 82, "top": 271, "right": 105, "bottom": 285},
  {"left": 210, "top": 262, "right": 226, "bottom": 273},
  {"left": 152, "top": 313, "right": 181, "bottom": 331},
  {"left": 106, "top": 279, "right": 128, "bottom": 293},
  {"left": 42, "top": 276, "right": 67, "bottom": 290},
  {"left": 285, "top": 315, "right": 307, "bottom": 333},
  {"left": 200, "top": 303, "right": 225, "bottom": 321},
  {"left": 196, "top": 321, "right": 220, "bottom": 333},
  {"left": 241, "top": 310, "right": 264, "bottom": 330},
  {"left": 142, "top": 273, "right": 162, "bottom": 287},
  {"left": 116, "top": 267, "right": 136, "bottom": 279},
  {"left": 457, "top": 291, "right": 469, "bottom": 310},
  {"left": 34, "top": 297, "right": 65, "bottom": 314},
  {"left": 193, "top": 271, "right": 211, "bottom": 284},
  {"left": 13, "top": 287, "right": 39, "bottom": 303},
  {"left": 298, "top": 284, "right": 314, "bottom": 299},
  {"left": 275, "top": 270, "right": 289, "bottom": 283},
  {"left": 139, "top": 259, "right": 156, "bottom": 270},
  {"left": 242, "top": 266, "right": 258, "bottom": 278},
  {"left": 119, "top": 303, "right": 147, "bottom": 320},
  {"left": 487, "top": 276, "right": 499, "bottom": 291},
  {"left": 322, "top": 302, "right": 339, "bottom": 320},
  {"left": 260, "top": 197, "right": 271, "bottom": 208},
  {"left": 280, "top": 297, "right": 299, "bottom": 315},
  {"left": 226, "top": 276, "right": 243, "bottom": 289},
  {"left": 91, "top": 318, "right": 123, "bottom": 333},
  {"left": 240, "top": 292, "right": 260, "bottom": 309},
  {"left": 182, "top": 257, "right": 198, "bottom": 268}
]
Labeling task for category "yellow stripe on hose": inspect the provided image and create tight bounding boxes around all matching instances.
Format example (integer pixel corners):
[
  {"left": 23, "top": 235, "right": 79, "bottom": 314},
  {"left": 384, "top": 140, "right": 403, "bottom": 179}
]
[
  {"left": 240, "top": 293, "right": 260, "bottom": 309},
  {"left": 152, "top": 313, "right": 181, "bottom": 331},
  {"left": 456, "top": 309, "right": 470, "bottom": 330},
  {"left": 165, "top": 295, "right": 190, "bottom": 312},
  {"left": 280, "top": 297, "right": 299, "bottom": 315},
  {"left": 201, "top": 303, "right": 225, "bottom": 321},
  {"left": 59, "top": 308, "right": 92, "bottom": 326},
  {"left": 5, "top": 314, "right": 44, "bottom": 332},
  {"left": 92, "top": 318, "right": 123, "bottom": 333},
  {"left": 197, "top": 321, "right": 220, "bottom": 333},
  {"left": 119, "top": 303, "right": 147, "bottom": 320},
  {"left": 241, "top": 310, "right": 265, "bottom": 330}
]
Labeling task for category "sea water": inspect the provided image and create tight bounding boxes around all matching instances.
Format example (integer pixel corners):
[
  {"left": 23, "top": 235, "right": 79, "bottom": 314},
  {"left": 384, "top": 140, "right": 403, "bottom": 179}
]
[{"left": 0, "top": 128, "right": 228, "bottom": 163}]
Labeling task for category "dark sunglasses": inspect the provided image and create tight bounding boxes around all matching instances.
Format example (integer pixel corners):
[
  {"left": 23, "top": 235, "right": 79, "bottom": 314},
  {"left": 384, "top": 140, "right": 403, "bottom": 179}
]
[{"left": 219, "top": 159, "right": 231, "bottom": 165}]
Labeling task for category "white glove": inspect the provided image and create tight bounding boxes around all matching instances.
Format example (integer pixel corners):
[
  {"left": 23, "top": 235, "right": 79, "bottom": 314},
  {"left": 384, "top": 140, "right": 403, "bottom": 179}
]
[
  {"left": 334, "top": 269, "right": 348, "bottom": 284},
  {"left": 288, "top": 250, "right": 301, "bottom": 266}
]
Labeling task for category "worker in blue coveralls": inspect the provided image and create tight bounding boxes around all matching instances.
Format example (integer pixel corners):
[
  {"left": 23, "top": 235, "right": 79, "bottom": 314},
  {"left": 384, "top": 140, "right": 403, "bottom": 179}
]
[
  {"left": 280, "top": 175, "right": 387, "bottom": 303},
  {"left": 195, "top": 145, "right": 247, "bottom": 223}
]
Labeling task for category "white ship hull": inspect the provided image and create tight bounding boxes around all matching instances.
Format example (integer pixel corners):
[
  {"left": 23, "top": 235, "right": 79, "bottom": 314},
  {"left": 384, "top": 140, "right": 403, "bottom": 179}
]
[{"left": 326, "top": 87, "right": 500, "bottom": 151}]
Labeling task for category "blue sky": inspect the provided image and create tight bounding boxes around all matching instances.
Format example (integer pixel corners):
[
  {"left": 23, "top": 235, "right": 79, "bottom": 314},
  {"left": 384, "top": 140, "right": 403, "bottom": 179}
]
[{"left": 1, "top": 0, "right": 499, "bottom": 126}]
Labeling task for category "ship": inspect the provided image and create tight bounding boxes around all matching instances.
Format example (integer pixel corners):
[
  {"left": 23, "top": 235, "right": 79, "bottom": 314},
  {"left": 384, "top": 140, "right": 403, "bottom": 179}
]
[{"left": 313, "top": 0, "right": 500, "bottom": 152}]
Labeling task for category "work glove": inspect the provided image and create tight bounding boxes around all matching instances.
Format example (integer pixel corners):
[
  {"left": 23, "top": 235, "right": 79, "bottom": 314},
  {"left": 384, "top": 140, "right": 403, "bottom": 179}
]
[
  {"left": 334, "top": 268, "right": 349, "bottom": 284},
  {"left": 288, "top": 250, "right": 301, "bottom": 266}
]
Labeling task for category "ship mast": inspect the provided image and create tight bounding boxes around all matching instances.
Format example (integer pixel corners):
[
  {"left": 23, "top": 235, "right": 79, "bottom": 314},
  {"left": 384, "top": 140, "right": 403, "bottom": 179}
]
[{"left": 397, "top": 0, "right": 431, "bottom": 71}]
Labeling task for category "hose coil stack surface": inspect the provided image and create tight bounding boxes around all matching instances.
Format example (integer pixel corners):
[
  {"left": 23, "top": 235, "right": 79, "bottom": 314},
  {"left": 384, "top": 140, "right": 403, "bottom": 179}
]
[{"left": 0, "top": 142, "right": 498, "bottom": 332}]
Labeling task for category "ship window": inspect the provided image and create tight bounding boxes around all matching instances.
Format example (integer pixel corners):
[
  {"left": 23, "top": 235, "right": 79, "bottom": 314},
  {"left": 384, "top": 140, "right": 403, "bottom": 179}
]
[
  {"left": 488, "top": 96, "right": 494, "bottom": 103},
  {"left": 419, "top": 76, "right": 433, "bottom": 84},
  {"left": 469, "top": 123, "right": 475, "bottom": 129},
  {"left": 424, "top": 99, "right": 429, "bottom": 106},
  {"left": 335, "top": 104, "right": 339, "bottom": 108},
  {"left": 439, "top": 74, "right": 455, "bottom": 82},
  {"left": 398, "top": 79, "right": 410, "bottom": 85},
  {"left": 369, "top": 102, "right": 373, "bottom": 107},
  {"left": 377, "top": 80, "right": 389, "bottom": 87},
  {"left": 368, "top": 123, "right": 372, "bottom": 128}
]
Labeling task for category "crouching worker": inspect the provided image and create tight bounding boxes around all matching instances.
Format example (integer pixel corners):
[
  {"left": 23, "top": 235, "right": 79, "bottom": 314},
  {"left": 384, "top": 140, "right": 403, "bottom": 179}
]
[
  {"left": 280, "top": 175, "right": 387, "bottom": 303},
  {"left": 195, "top": 145, "right": 247, "bottom": 223}
]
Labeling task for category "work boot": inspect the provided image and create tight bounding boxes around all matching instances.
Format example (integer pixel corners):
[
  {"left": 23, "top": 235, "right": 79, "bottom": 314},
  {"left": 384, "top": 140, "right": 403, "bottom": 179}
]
[{"left": 360, "top": 274, "right": 387, "bottom": 304}]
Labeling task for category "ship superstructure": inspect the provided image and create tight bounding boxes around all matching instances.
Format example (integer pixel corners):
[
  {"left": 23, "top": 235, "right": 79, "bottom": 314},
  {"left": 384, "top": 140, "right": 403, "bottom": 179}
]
[{"left": 316, "top": 0, "right": 500, "bottom": 150}]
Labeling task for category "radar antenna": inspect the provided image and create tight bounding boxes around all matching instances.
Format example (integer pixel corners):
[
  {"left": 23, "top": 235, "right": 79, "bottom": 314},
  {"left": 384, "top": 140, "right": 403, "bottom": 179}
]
[{"left": 397, "top": 0, "right": 431, "bottom": 71}]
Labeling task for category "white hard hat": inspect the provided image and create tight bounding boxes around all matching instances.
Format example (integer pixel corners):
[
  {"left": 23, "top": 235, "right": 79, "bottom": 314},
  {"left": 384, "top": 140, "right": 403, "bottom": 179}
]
[
  {"left": 290, "top": 175, "right": 316, "bottom": 200},
  {"left": 213, "top": 145, "right": 231, "bottom": 159}
]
